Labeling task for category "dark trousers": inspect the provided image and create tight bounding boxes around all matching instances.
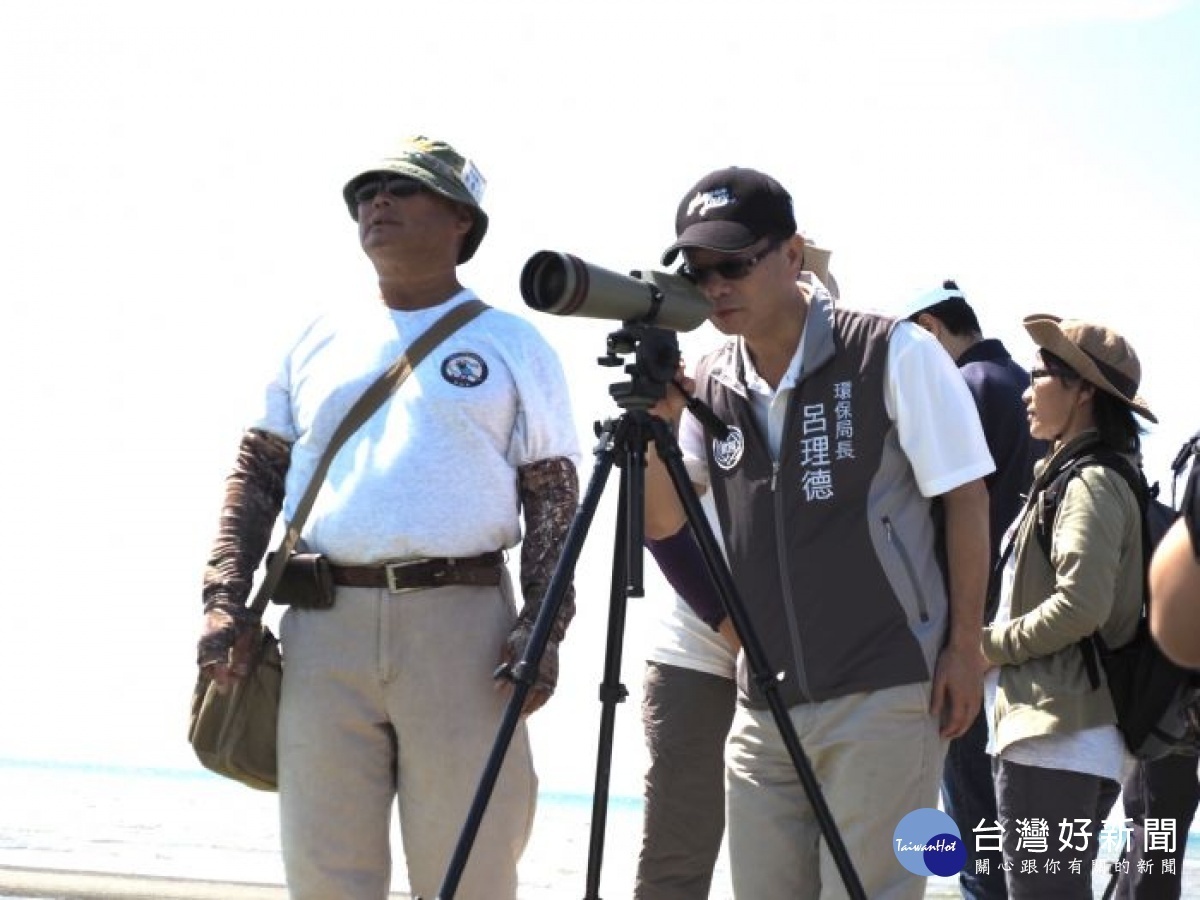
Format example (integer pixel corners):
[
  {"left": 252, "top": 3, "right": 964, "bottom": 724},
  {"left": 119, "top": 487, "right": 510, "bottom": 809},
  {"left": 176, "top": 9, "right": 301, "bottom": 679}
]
[
  {"left": 1110, "top": 752, "right": 1200, "bottom": 899},
  {"left": 994, "top": 758, "right": 1121, "bottom": 900},
  {"left": 943, "top": 708, "right": 1008, "bottom": 900},
  {"left": 634, "top": 661, "right": 737, "bottom": 900}
]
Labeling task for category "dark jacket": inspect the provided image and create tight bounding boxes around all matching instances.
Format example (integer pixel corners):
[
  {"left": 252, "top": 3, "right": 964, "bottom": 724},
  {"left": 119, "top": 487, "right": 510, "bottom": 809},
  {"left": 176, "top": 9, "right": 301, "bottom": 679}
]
[{"left": 956, "top": 338, "right": 1045, "bottom": 582}]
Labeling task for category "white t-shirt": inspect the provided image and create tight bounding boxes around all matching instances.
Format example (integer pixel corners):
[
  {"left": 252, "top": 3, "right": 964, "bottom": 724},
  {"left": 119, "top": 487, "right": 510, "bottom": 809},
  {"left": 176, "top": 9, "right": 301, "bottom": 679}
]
[
  {"left": 250, "top": 290, "right": 580, "bottom": 563},
  {"left": 680, "top": 317, "right": 994, "bottom": 498}
]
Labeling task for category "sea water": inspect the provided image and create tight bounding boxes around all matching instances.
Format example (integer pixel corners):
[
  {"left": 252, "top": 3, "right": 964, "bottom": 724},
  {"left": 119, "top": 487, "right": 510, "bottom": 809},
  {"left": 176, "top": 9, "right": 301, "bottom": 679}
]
[
  {"left": 0, "top": 757, "right": 649, "bottom": 897},
  {"left": 1, "top": 757, "right": 1198, "bottom": 898}
]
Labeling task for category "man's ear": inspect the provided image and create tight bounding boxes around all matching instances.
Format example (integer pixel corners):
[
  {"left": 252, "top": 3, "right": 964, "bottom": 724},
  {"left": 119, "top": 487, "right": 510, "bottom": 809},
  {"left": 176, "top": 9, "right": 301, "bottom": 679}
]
[
  {"left": 453, "top": 204, "right": 474, "bottom": 237},
  {"left": 913, "top": 312, "right": 938, "bottom": 336},
  {"left": 784, "top": 235, "right": 807, "bottom": 276}
]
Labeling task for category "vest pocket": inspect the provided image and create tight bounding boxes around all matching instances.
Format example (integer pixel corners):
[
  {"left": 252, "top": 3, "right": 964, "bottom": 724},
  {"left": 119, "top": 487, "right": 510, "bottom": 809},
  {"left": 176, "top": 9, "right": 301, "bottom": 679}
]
[{"left": 882, "top": 516, "right": 930, "bottom": 623}]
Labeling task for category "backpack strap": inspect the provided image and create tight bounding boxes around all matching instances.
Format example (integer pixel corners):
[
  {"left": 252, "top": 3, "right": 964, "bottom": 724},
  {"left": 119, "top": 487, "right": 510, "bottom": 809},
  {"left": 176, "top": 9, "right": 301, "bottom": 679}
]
[
  {"left": 1034, "top": 447, "right": 1147, "bottom": 559},
  {"left": 1171, "top": 429, "right": 1200, "bottom": 506},
  {"left": 1032, "top": 445, "right": 1151, "bottom": 690}
]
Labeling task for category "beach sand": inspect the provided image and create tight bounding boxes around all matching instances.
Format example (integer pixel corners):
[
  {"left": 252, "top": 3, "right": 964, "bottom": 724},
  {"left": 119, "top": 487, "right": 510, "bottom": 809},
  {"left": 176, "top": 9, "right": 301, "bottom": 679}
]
[
  {"left": 0, "top": 866, "right": 341, "bottom": 899},
  {"left": 0, "top": 864, "right": 958, "bottom": 900}
]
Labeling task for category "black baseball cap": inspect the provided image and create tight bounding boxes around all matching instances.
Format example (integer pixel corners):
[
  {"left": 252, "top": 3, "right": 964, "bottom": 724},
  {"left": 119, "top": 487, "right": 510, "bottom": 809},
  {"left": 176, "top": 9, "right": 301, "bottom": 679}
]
[{"left": 661, "top": 166, "right": 797, "bottom": 265}]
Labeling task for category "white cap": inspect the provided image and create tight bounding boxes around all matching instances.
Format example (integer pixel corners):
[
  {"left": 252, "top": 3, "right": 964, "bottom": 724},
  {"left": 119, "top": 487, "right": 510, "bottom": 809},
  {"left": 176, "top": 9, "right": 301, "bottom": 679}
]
[{"left": 892, "top": 279, "right": 965, "bottom": 320}]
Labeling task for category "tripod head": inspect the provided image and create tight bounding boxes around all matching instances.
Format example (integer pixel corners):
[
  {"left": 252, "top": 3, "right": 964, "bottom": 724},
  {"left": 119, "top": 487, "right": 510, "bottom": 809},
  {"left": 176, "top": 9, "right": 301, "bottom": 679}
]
[
  {"left": 597, "top": 321, "right": 732, "bottom": 441},
  {"left": 598, "top": 323, "right": 680, "bottom": 412}
]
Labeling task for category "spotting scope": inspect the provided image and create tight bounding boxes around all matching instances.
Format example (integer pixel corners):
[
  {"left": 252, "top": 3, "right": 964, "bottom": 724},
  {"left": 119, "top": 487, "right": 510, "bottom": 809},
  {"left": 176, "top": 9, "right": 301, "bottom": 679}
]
[{"left": 520, "top": 251, "right": 711, "bottom": 332}]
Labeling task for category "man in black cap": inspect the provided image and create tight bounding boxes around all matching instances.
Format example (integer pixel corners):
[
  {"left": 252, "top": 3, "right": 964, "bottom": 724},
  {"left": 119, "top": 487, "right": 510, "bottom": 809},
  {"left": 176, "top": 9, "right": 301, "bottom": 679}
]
[
  {"left": 197, "top": 136, "right": 580, "bottom": 900},
  {"left": 635, "top": 243, "right": 838, "bottom": 900},
  {"left": 643, "top": 166, "right": 994, "bottom": 899}
]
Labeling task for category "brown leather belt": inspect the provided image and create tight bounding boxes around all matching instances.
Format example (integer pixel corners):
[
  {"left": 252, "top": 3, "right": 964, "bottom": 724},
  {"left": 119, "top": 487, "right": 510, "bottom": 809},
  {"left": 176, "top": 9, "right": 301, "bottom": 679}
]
[{"left": 329, "top": 551, "right": 505, "bottom": 592}]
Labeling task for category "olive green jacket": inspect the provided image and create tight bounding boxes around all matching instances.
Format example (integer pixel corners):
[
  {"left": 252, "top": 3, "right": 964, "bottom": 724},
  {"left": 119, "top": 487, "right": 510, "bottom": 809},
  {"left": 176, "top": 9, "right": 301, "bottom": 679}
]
[{"left": 982, "top": 431, "right": 1143, "bottom": 754}]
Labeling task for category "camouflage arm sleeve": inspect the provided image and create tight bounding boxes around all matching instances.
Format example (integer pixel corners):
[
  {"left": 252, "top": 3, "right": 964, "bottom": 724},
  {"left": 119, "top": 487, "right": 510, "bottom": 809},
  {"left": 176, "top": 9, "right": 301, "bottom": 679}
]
[
  {"left": 197, "top": 428, "right": 291, "bottom": 667},
  {"left": 515, "top": 456, "right": 579, "bottom": 643}
]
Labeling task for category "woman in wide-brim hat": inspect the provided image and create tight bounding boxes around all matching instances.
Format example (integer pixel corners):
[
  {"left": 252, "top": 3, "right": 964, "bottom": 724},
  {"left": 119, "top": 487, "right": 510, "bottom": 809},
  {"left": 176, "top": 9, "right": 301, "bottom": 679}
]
[{"left": 980, "top": 315, "right": 1154, "bottom": 897}]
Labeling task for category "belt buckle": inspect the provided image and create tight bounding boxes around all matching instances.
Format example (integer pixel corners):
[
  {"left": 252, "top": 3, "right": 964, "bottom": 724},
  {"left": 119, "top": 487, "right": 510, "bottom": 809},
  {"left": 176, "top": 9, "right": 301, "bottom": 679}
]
[{"left": 384, "top": 558, "right": 428, "bottom": 594}]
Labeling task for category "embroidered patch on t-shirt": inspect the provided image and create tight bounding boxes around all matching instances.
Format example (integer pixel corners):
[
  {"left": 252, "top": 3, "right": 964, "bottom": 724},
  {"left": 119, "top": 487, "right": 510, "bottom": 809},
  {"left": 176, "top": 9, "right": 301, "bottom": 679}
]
[{"left": 441, "top": 351, "right": 489, "bottom": 387}]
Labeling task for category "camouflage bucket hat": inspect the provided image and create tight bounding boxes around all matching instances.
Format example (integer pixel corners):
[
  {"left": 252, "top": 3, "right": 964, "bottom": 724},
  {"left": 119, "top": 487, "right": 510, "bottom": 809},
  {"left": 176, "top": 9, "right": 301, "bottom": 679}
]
[{"left": 342, "top": 136, "right": 489, "bottom": 264}]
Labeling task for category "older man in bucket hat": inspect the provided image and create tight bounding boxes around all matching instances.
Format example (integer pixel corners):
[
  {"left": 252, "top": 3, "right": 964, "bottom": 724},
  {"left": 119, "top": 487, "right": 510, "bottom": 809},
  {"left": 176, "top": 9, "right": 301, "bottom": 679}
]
[{"left": 197, "top": 135, "right": 580, "bottom": 899}]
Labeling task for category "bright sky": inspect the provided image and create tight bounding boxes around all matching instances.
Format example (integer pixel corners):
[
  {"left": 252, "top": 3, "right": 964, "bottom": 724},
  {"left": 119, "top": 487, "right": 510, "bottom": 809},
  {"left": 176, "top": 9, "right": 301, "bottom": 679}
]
[{"left": 1, "top": 0, "right": 1198, "bottom": 801}]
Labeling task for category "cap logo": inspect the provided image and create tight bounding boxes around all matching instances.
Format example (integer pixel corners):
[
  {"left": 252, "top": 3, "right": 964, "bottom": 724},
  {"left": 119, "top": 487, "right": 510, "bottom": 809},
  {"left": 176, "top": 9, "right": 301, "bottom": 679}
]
[
  {"left": 687, "top": 187, "right": 733, "bottom": 219},
  {"left": 459, "top": 160, "right": 487, "bottom": 205}
]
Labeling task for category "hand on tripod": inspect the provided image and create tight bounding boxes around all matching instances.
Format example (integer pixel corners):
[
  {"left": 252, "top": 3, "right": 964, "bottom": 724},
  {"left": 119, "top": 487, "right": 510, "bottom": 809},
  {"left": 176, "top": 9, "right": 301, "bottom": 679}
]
[
  {"left": 653, "top": 373, "right": 693, "bottom": 423},
  {"left": 495, "top": 617, "right": 561, "bottom": 716}
]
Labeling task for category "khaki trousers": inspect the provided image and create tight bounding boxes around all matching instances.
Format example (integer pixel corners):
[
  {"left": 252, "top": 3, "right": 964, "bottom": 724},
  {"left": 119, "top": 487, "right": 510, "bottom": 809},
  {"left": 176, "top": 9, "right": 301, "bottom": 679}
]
[
  {"left": 726, "top": 681, "right": 945, "bottom": 900},
  {"left": 277, "top": 579, "right": 536, "bottom": 900}
]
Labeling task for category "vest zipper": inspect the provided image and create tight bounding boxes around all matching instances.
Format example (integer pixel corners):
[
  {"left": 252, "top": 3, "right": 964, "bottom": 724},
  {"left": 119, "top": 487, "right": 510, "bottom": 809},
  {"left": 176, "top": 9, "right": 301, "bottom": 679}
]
[
  {"left": 773, "top": 460, "right": 812, "bottom": 700},
  {"left": 883, "top": 515, "right": 930, "bottom": 623}
]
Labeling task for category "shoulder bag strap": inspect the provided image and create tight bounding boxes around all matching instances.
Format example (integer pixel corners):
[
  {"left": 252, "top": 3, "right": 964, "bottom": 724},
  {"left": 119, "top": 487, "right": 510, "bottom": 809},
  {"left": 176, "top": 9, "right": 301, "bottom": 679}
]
[{"left": 247, "top": 298, "right": 489, "bottom": 616}]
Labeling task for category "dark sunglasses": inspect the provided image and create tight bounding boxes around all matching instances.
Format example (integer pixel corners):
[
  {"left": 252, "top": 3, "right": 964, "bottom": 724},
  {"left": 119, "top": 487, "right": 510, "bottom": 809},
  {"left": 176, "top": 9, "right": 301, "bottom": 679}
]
[
  {"left": 353, "top": 177, "right": 424, "bottom": 205},
  {"left": 679, "top": 239, "right": 782, "bottom": 286}
]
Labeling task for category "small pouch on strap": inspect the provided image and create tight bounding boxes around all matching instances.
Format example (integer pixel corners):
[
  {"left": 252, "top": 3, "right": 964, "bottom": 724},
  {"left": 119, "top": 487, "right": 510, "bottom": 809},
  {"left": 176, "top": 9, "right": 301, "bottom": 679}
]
[{"left": 268, "top": 552, "right": 336, "bottom": 609}]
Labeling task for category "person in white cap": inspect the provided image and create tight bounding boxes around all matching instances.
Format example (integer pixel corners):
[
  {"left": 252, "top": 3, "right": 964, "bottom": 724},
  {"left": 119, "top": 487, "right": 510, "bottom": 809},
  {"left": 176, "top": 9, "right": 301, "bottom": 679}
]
[
  {"left": 197, "top": 136, "right": 580, "bottom": 900},
  {"left": 899, "top": 279, "right": 1043, "bottom": 900}
]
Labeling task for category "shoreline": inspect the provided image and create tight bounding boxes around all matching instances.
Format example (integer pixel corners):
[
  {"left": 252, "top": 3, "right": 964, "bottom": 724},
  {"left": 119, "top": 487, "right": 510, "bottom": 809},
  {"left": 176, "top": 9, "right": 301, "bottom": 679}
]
[
  {"left": 0, "top": 866, "right": 412, "bottom": 900},
  {"left": 0, "top": 866, "right": 314, "bottom": 900}
]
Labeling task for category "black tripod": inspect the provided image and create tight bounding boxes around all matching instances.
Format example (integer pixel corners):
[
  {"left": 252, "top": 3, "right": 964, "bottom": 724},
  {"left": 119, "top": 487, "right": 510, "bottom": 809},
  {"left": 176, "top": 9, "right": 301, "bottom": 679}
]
[{"left": 434, "top": 325, "right": 865, "bottom": 899}]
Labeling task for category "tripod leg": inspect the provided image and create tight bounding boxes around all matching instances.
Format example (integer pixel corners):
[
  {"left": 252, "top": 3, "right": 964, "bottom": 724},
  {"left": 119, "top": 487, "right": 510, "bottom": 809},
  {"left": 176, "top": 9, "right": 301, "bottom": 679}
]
[
  {"left": 435, "top": 420, "right": 625, "bottom": 899},
  {"left": 581, "top": 471, "right": 638, "bottom": 899},
  {"left": 646, "top": 414, "right": 868, "bottom": 900}
]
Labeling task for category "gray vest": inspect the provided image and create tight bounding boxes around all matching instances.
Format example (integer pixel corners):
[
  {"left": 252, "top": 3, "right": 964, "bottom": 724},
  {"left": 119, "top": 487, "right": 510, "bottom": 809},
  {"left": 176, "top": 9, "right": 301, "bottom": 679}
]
[{"left": 697, "top": 296, "right": 947, "bottom": 708}]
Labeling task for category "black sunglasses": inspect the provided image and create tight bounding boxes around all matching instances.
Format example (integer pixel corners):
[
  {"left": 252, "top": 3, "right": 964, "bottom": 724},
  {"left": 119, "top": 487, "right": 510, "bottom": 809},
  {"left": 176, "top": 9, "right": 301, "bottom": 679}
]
[
  {"left": 353, "top": 176, "right": 424, "bottom": 205},
  {"left": 679, "top": 239, "right": 783, "bottom": 286}
]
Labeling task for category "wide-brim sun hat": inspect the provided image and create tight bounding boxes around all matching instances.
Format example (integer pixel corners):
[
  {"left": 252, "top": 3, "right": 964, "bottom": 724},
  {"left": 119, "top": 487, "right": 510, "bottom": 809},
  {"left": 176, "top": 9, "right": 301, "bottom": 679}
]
[
  {"left": 342, "top": 135, "right": 489, "bottom": 264},
  {"left": 1023, "top": 314, "right": 1157, "bottom": 423},
  {"left": 803, "top": 240, "right": 832, "bottom": 286}
]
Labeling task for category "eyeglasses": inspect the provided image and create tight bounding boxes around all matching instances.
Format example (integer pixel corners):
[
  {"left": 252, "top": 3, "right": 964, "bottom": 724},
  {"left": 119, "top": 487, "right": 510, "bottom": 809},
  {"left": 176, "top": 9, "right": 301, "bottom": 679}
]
[
  {"left": 679, "top": 239, "right": 782, "bottom": 286},
  {"left": 353, "top": 177, "right": 424, "bottom": 205},
  {"left": 1030, "top": 367, "right": 1077, "bottom": 383}
]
